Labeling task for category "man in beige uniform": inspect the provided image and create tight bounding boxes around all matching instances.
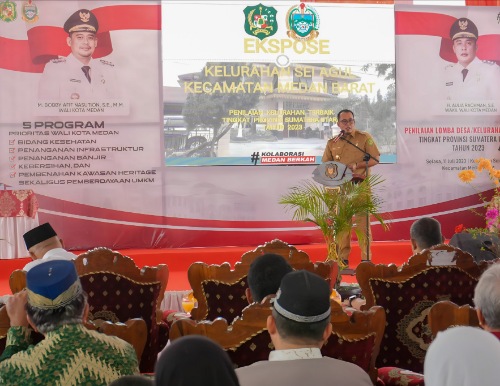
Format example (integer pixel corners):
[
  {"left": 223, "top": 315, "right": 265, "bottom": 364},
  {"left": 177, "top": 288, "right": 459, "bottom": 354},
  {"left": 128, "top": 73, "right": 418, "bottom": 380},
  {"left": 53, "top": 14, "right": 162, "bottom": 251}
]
[{"left": 321, "top": 109, "right": 380, "bottom": 262}]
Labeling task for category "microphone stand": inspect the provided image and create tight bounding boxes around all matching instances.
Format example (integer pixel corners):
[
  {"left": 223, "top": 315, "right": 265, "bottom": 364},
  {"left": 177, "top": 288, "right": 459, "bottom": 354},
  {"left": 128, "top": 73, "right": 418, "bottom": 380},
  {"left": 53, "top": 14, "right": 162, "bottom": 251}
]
[{"left": 340, "top": 137, "right": 379, "bottom": 261}]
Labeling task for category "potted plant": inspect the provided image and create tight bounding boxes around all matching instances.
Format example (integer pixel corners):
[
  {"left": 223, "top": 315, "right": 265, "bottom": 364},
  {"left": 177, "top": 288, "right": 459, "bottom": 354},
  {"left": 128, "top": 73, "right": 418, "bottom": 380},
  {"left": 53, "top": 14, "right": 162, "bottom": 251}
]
[
  {"left": 279, "top": 175, "right": 387, "bottom": 269},
  {"left": 456, "top": 157, "right": 500, "bottom": 259}
]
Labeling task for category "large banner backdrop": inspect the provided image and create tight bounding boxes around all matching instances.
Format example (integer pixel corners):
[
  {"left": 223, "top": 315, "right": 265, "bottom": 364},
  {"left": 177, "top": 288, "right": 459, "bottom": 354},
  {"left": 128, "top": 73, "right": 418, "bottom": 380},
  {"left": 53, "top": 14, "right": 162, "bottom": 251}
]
[
  {"left": 162, "top": 1, "right": 396, "bottom": 166},
  {"left": 0, "top": 1, "right": 164, "bottom": 249},
  {"left": 0, "top": 1, "right": 497, "bottom": 251},
  {"left": 394, "top": 4, "right": 499, "bottom": 237}
]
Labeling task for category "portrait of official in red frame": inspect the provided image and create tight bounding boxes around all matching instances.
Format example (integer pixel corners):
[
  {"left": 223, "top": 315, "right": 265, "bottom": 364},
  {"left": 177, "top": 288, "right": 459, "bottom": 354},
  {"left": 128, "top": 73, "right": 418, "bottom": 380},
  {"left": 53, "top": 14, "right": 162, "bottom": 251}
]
[
  {"left": 38, "top": 9, "right": 121, "bottom": 101},
  {"left": 442, "top": 17, "right": 500, "bottom": 102}
]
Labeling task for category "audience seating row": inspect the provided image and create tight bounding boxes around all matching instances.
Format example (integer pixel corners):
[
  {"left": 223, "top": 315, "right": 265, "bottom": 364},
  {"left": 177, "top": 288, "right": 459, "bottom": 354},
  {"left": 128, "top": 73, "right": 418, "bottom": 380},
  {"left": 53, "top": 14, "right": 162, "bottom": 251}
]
[
  {"left": 3, "top": 240, "right": 338, "bottom": 373},
  {"left": 1, "top": 239, "right": 496, "bottom": 385}
]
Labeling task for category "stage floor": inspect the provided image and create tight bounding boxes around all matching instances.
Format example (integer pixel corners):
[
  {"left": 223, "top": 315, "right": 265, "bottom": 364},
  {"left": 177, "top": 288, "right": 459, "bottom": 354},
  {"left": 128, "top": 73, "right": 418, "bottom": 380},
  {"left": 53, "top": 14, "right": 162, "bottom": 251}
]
[{"left": 0, "top": 241, "right": 412, "bottom": 295}]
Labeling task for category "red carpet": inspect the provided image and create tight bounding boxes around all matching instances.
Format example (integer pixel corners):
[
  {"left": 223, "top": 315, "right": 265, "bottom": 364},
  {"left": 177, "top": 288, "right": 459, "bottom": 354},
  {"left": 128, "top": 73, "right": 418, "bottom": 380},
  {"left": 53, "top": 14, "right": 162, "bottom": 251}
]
[{"left": 0, "top": 241, "right": 412, "bottom": 295}]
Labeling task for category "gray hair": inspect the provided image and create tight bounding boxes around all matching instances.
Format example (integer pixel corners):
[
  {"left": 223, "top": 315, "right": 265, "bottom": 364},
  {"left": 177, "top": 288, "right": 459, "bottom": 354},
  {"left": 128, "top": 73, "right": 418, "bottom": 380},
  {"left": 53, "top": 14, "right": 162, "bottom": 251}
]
[
  {"left": 473, "top": 263, "right": 500, "bottom": 329},
  {"left": 410, "top": 217, "right": 443, "bottom": 250},
  {"left": 26, "top": 292, "right": 87, "bottom": 334}
]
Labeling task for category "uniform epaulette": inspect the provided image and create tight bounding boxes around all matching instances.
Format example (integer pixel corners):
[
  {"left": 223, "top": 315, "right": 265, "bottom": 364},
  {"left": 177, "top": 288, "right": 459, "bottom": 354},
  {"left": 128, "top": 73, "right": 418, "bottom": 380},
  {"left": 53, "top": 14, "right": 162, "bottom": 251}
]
[
  {"left": 99, "top": 59, "right": 115, "bottom": 67},
  {"left": 444, "top": 63, "right": 454, "bottom": 70},
  {"left": 50, "top": 57, "right": 67, "bottom": 64},
  {"left": 482, "top": 60, "right": 496, "bottom": 66}
]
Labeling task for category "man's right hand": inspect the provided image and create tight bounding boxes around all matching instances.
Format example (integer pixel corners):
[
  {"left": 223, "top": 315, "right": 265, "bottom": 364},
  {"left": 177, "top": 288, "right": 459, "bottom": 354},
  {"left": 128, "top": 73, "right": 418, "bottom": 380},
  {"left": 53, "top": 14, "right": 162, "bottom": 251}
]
[{"left": 6, "top": 291, "right": 29, "bottom": 327}]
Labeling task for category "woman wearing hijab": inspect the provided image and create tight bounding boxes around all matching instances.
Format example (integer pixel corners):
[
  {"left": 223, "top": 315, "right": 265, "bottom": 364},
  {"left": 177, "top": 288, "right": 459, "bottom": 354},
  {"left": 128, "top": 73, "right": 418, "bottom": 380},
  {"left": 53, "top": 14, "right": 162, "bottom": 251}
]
[
  {"left": 155, "top": 336, "right": 240, "bottom": 386},
  {"left": 424, "top": 326, "right": 500, "bottom": 386},
  {"left": 109, "top": 375, "right": 153, "bottom": 385}
]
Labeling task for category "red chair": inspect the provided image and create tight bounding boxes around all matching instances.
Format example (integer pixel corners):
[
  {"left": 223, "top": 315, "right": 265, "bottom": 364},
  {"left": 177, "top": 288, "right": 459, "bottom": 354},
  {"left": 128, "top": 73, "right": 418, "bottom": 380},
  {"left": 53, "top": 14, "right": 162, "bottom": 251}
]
[
  {"left": 0, "top": 306, "right": 9, "bottom": 356},
  {"left": 357, "top": 244, "right": 494, "bottom": 374},
  {"left": 428, "top": 300, "right": 480, "bottom": 338},
  {"left": 189, "top": 239, "right": 338, "bottom": 324},
  {"left": 74, "top": 247, "right": 169, "bottom": 373},
  {"left": 85, "top": 318, "right": 148, "bottom": 363}
]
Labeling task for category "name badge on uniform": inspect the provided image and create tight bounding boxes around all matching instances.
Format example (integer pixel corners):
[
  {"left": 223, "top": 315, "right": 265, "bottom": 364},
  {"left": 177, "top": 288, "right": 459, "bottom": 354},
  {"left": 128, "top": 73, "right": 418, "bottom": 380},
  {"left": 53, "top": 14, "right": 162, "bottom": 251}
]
[
  {"left": 446, "top": 82, "right": 453, "bottom": 86},
  {"left": 70, "top": 79, "right": 81, "bottom": 83}
]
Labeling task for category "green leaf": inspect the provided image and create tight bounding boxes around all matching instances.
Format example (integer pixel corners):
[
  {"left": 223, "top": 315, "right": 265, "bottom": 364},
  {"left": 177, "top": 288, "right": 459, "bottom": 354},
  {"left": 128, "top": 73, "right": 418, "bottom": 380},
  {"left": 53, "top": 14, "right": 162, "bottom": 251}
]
[{"left": 279, "top": 175, "right": 388, "bottom": 265}]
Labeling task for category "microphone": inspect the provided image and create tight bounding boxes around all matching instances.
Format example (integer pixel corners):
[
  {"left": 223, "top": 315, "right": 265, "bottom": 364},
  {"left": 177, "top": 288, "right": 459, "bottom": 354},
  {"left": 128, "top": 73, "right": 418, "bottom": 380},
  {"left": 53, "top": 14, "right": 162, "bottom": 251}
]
[{"left": 332, "top": 130, "right": 345, "bottom": 143}]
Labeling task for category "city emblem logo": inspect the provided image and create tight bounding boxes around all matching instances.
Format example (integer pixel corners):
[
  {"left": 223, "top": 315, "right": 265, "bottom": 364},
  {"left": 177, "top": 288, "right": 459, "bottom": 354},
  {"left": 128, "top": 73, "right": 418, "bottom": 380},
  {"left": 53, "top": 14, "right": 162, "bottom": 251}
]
[
  {"left": 243, "top": 3, "right": 277, "bottom": 41},
  {"left": 286, "top": 2, "right": 319, "bottom": 41},
  {"left": 22, "top": 1, "right": 39, "bottom": 23}
]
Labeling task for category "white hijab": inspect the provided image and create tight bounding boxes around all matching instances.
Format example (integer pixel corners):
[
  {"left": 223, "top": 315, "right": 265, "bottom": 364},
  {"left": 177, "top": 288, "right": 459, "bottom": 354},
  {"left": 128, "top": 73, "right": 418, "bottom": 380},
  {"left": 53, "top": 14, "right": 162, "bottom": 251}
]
[{"left": 424, "top": 326, "right": 500, "bottom": 386}]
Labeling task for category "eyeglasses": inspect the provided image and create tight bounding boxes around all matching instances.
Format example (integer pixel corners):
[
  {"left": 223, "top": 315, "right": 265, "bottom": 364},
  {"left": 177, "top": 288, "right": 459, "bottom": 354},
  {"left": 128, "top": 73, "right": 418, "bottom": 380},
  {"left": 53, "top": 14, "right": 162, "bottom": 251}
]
[{"left": 339, "top": 119, "right": 355, "bottom": 125}]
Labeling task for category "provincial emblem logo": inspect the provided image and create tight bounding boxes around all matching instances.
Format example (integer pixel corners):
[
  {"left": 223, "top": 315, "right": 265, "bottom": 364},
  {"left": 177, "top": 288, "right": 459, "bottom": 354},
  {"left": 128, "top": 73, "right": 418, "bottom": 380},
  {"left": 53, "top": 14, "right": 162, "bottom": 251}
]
[
  {"left": 243, "top": 3, "right": 277, "bottom": 41},
  {"left": 0, "top": 0, "right": 17, "bottom": 22},
  {"left": 286, "top": 2, "right": 319, "bottom": 41},
  {"left": 22, "top": 1, "right": 39, "bottom": 23}
]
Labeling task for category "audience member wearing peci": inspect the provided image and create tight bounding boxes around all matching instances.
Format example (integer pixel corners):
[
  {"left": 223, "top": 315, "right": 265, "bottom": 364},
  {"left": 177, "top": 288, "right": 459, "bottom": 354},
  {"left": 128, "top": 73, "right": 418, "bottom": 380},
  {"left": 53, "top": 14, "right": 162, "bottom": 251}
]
[
  {"left": 0, "top": 260, "right": 138, "bottom": 385},
  {"left": 22, "top": 222, "right": 76, "bottom": 271},
  {"left": 236, "top": 270, "right": 372, "bottom": 386}
]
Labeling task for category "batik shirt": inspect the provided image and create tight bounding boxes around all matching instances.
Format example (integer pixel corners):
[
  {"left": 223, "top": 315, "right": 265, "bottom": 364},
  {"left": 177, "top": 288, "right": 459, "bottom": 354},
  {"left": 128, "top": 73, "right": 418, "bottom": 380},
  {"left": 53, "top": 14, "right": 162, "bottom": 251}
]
[{"left": 0, "top": 323, "right": 138, "bottom": 386}]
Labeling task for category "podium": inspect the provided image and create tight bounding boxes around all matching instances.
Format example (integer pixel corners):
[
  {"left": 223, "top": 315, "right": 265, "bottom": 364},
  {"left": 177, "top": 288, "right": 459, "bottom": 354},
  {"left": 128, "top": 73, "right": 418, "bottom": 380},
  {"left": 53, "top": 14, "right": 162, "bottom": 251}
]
[
  {"left": 312, "top": 162, "right": 371, "bottom": 269},
  {"left": 312, "top": 161, "right": 353, "bottom": 188}
]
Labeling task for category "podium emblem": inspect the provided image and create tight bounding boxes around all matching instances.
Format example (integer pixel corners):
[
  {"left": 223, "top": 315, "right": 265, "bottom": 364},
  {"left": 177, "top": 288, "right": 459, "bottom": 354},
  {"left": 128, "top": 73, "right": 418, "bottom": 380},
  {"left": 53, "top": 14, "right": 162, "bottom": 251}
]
[
  {"left": 313, "top": 161, "right": 352, "bottom": 187},
  {"left": 325, "top": 163, "right": 338, "bottom": 179}
]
